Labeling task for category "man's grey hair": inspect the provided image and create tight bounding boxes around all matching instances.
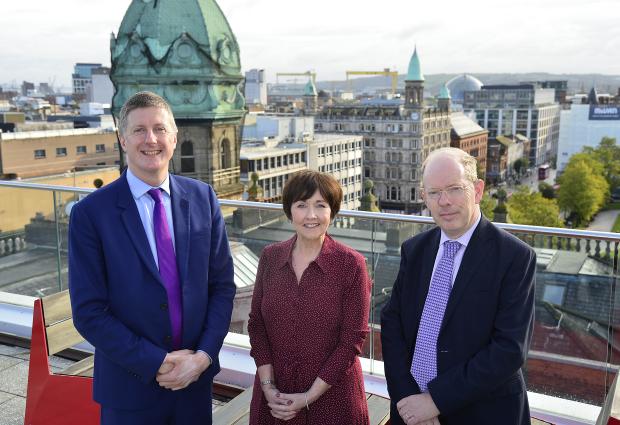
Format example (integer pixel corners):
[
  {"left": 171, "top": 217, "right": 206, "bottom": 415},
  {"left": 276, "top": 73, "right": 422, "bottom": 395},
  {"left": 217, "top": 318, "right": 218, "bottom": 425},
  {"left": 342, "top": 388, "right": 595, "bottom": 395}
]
[
  {"left": 421, "top": 147, "right": 478, "bottom": 184},
  {"left": 118, "top": 91, "right": 177, "bottom": 136}
]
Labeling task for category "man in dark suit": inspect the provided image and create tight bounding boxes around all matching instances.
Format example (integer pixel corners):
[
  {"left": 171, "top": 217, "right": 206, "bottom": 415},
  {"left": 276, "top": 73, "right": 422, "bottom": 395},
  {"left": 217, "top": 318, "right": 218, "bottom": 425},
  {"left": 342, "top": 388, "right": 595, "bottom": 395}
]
[
  {"left": 68, "top": 91, "right": 236, "bottom": 424},
  {"left": 381, "top": 147, "right": 535, "bottom": 425}
]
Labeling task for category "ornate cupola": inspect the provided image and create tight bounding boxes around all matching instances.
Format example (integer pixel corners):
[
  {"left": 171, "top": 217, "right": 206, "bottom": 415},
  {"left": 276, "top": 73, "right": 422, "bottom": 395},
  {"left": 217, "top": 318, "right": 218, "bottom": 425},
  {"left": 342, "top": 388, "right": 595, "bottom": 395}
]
[{"left": 110, "top": 0, "right": 246, "bottom": 197}]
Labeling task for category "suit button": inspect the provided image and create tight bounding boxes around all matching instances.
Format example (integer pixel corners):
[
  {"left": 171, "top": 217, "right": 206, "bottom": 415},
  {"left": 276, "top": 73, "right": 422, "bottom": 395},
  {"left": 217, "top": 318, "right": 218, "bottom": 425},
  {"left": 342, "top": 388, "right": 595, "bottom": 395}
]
[
  {"left": 160, "top": 303, "right": 168, "bottom": 311},
  {"left": 164, "top": 335, "right": 172, "bottom": 343}
]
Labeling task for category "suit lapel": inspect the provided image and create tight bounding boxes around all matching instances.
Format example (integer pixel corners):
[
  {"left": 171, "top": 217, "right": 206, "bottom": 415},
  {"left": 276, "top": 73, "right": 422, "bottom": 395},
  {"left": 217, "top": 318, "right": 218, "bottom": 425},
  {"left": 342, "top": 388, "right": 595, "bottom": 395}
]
[
  {"left": 117, "top": 173, "right": 163, "bottom": 284},
  {"left": 170, "top": 175, "right": 190, "bottom": 286},
  {"left": 441, "top": 218, "right": 494, "bottom": 331}
]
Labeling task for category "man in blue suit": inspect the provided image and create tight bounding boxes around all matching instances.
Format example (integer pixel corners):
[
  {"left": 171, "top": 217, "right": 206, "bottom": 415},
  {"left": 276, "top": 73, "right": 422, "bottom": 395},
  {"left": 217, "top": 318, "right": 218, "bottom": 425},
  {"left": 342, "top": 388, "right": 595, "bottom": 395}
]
[
  {"left": 381, "top": 147, "right": 535, "bottom": 425},
  {"left": 68, "top": 91, "right": 236, "bottom": 424}
]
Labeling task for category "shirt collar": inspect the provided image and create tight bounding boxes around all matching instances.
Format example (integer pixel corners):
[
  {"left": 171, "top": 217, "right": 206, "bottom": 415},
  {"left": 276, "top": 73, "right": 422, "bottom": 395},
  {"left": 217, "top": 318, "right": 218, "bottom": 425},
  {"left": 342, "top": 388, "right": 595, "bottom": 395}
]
[
  {"left": 126, "top": 168, "right": 171, "bottom": 200},
  {"left": 439, "top": 211, "right": 481, "bottom": 248},
  {"left": 276, "top": 233, "right": 335, "bottom": 275}
]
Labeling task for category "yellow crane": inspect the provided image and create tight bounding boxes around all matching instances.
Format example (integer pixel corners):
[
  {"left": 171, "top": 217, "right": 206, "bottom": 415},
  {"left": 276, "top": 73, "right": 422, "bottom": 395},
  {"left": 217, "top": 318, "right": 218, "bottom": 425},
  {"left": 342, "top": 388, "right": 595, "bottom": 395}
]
[
  {"left": 345, "top": 68, "right": 399, "bottom": 94},
  {"left": 276, "top": 71, "right": 316, "bottom": 84}
]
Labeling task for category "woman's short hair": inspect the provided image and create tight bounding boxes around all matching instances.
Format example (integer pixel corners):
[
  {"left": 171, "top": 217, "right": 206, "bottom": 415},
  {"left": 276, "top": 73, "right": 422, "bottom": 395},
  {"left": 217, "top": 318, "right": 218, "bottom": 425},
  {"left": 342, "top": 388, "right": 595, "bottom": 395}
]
[{"left": 282, "top": 170, "right": 343, "bottom": 220}]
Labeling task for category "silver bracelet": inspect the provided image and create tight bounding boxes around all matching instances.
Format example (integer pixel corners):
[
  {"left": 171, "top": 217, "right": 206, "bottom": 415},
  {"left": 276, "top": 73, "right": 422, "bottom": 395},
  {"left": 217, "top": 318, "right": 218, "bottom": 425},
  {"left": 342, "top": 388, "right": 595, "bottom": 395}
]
[
  {"left": 260, "top": 379, "right": 274, "bottom": 386},
  {"left": 304, "top": 392, "right": 309, "bottom": 410}
]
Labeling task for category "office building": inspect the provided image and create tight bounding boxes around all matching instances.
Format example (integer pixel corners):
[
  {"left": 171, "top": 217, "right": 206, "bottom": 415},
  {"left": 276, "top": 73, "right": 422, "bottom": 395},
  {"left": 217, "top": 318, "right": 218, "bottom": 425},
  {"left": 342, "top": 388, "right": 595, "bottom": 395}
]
[
  {"left": 558, "top": 93, "right": 620, "bottom": 171},
  {"left": 244, "top": 69, "right": 267, "bottom": 105},
  {"left": 463, "top": 84, "right": 561, "bottom": 166}
]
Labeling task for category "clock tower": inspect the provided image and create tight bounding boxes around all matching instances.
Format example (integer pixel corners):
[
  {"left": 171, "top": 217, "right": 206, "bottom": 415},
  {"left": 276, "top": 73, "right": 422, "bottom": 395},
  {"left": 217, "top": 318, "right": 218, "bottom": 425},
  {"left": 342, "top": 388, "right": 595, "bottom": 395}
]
[{"left": 404, "top": 46, "right": 424, "bottom": 117}]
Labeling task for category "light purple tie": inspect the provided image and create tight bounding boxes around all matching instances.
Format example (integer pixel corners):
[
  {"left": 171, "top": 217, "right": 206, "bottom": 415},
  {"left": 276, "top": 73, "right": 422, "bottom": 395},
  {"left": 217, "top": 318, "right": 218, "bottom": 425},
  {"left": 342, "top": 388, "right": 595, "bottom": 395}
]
[
  {"left": 148, "top": 188, "right": 183, "bottom": 350},
  {"left": 411, "top": 240, "right": 462, "bottom": 392}
]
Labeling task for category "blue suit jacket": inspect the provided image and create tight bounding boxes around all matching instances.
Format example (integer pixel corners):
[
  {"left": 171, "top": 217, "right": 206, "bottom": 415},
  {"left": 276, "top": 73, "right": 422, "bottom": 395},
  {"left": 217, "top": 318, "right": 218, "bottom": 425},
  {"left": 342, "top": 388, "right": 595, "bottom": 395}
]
[
  {"left": 381, "top": 217, "right": 536, "bottom": 425},
  {"left": 68, "top": 172, "right": 236, "bottom": 409}
]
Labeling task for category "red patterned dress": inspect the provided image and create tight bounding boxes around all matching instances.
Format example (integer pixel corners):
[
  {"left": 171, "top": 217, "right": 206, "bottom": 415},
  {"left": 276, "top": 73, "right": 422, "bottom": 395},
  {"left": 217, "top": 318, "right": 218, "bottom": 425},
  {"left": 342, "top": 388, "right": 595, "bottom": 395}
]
[{"left": 248, "top": 234, "right": 371, "bottom": 425}]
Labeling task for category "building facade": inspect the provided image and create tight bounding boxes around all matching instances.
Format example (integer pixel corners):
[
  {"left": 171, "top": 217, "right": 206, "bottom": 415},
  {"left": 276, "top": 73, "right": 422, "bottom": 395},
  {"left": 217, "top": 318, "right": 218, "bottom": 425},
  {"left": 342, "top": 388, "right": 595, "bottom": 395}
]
[
  {"left": 0, "top": 128, "right": 119, "bottom": 179},
  {"left": 449, "top": 111, "right": 489, "bottom": 178},
  {"left": 89, "top": 67, "right": 114, "bottom": 104},
  {"left": 240, "top": 115, "right": 363, "bottom": 209},
  {"left": 72, "top": 63, "right": 102, "bottom": 96},
  {"left": 315, "top": 48, "right": 451, "bottom": 214},
  {"left": 486, "top": 134, "right": 530, "bottom": 183},
  {"left": 244, "top": 69, "right": 267, "bottom": 105},
  {"left": 558, "top": 103, "right": 620, "bottom": 171},
  {"left": 463, "top": 84, "right": 561, "bottom": 166}
]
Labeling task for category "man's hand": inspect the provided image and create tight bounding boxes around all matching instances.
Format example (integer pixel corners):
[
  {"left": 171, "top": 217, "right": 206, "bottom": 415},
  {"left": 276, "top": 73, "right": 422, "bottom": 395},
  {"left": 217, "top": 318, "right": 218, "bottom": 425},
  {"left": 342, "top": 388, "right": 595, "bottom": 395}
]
[
  {"left": 156, "top": 350, "right": 211, "bottom": 391},
  {"left": 268, "top": 392, "right": 306, "bottom": 421},
  {"left": 396, "top": 393, "right": 440, "bottom": 425}
]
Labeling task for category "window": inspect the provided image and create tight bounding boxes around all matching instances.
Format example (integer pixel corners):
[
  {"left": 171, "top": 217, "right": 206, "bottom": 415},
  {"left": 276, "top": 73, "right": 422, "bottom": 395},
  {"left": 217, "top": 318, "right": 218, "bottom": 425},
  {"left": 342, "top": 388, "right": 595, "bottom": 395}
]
[
  {"left": 277, "top": 156, "right": 281, "bottom": 167},
  {"left": 295, "top": 153, "right": 300, "bottom": 163},
  {"left": 114, "top": 143, "right": 119, "bottom": 151},
  {"left": 220, "top": 139, "right": 231, "bottom": 169},
  {"left": 270, "top": 157, "right": 275, "bottom": 169},
  {"left": 264, "top": 158, "right": 269, "bottom": 169},
  {"left": 181, "top": 141, "right": 195, "bottom": 173},
  {"left": 301, "top": 152, "right": 306, "bottom": 162},
  {"left": 411, "top": 188, "right": 416, "bottom": 201},
  {"left": 56, "top": 147, "right": 67, "bottom": 157},
  {"left": 76, "top": 145, "right": 87, "bottom": 154},
  {"left": 34, "top": 149, "right": 46, "bottom": 159},
  {"left": 542, "top": 284, "right": 565, "bottom": 305},
  {"left": 257, "top": 159, "right": 262, "bottom": 171},
  {"left": 411, "top": 152, "right": 418, "bottom": 164},
  {"left": 283, "top": 155, "right": 288, "bottom": 166},
  {"left": 364, "top": 167, "right": 371, "bottom": 178},
  {"left": 96, "top": 144, "right": 105, "bottom": 153}
]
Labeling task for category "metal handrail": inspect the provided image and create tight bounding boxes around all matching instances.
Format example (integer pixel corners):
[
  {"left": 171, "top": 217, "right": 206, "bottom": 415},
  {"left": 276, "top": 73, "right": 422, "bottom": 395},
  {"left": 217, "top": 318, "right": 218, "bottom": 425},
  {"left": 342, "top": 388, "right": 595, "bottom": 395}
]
[{"left": 1, "top": 179, "right": 619, "bottom": 242}]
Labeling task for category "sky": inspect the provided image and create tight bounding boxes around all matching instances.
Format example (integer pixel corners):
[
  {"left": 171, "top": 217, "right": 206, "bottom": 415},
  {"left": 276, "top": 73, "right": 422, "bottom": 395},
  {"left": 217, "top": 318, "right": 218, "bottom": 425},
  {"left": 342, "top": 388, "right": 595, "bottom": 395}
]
[{"left": 1, "top": 0, "right": 619, "bottom": 91}]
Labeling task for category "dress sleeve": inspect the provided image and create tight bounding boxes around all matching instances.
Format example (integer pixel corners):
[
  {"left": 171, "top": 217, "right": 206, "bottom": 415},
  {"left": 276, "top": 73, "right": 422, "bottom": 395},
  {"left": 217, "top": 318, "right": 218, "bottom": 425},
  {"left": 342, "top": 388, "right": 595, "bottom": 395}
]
[
  {"left": 317, "top": 252, "right": 371, "bottom": 385},
  {"left": 248, "top": 247, "right": 274, "bottom": 367}
]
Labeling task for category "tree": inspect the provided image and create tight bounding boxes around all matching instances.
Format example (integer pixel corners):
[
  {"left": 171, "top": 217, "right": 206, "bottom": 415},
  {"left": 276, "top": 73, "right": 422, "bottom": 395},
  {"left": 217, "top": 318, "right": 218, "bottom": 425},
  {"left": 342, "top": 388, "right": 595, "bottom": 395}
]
[
  {"left": 507, "top": 186, "right": 564, "bottom": 227},
  {"left": 583, "top": 137, "right": 620, "bottom": 193},
  {"left": 557, "top": 155, "right": 608, "bottom": 227},
  {"left": 513, "top": 157, "right": 530, "bottom": 176},
  {"left": 538, "top": 182, "right": 556, "bottom": 199},
  {"left": 480, "top": 193, "right": 495, "bottom": 219}
]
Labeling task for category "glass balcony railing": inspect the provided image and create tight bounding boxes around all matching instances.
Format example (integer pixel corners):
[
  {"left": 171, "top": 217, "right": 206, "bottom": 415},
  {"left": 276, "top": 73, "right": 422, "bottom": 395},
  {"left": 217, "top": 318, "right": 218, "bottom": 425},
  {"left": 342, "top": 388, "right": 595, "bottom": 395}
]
[{"left": 1, "top": 179, "right": 618, "bottom": 421}]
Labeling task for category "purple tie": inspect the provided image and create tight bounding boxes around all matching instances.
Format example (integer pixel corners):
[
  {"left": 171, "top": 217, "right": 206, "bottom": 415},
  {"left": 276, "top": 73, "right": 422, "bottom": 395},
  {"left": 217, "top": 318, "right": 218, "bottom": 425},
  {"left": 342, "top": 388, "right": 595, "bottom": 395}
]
[
  {"left": 411, "top": 240, "right": 462, "bottom": 392},
  {"left": 148, "top": 188, "right": 183, "bottom": 350}
]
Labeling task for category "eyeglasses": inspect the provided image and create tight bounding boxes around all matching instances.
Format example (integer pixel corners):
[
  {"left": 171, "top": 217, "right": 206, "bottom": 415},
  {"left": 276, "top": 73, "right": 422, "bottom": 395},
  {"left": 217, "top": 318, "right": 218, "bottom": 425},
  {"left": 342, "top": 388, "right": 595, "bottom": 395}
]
[{"left": 424, "top": 185, "right": 468, "bottom": 201}]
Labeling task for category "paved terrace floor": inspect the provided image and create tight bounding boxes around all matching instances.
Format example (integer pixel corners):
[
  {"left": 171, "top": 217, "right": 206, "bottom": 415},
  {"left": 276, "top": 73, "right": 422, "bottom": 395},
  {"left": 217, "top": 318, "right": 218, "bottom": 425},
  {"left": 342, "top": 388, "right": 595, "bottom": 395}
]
[
  {"left": 0, "top": 342, "right": 556, "bottom": 425},
  {"left": 0, "top": 343, "right": 225, "bottom": 425}
]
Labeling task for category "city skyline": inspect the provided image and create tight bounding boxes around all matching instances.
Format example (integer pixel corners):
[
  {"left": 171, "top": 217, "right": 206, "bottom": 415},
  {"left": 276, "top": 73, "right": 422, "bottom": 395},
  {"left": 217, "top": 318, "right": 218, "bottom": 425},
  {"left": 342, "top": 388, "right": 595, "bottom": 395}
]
[{"left": 1, "top": 0, "right": 619, "bottom": 90}]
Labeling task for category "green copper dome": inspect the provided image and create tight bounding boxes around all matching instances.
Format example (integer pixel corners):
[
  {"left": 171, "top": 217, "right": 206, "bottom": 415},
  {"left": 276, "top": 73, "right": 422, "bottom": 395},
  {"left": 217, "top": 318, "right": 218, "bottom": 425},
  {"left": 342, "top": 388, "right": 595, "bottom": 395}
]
[
  {"left": 438, "top": 84, "right": 451, "bottom": 99},
  {"left": 110, "top": 0, "right": 244, "bottom": 120},
  {"left": 406, "top": 47, "right": 424, "bottom": 82},
  {"left": 304, "top": 79, "right": 317, "bottom": 96}
]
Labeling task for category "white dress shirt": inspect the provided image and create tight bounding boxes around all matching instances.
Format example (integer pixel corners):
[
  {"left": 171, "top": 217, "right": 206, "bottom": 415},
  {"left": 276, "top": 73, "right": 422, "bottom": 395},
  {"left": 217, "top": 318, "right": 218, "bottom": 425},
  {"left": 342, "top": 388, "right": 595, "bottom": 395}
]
[
  {"left": 126, "top": 169, "right": 176, "bottom": 267},
  {"left": 430, "top": 212, "right": 482, "bottom": 287}
]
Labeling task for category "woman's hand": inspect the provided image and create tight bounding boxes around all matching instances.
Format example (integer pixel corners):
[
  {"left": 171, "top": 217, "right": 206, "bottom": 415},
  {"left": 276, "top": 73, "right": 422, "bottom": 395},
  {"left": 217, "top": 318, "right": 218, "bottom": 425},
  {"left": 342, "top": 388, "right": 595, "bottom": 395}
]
[{"left": 268, "top": 392, "right": 308, "bottom": 421}]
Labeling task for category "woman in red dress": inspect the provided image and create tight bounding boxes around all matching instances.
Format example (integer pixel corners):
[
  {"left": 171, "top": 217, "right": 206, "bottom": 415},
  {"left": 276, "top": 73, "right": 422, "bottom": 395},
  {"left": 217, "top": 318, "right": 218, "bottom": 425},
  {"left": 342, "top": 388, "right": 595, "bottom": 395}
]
[{"left": 248, "top": 170, "right": 371, "bottom": 425}]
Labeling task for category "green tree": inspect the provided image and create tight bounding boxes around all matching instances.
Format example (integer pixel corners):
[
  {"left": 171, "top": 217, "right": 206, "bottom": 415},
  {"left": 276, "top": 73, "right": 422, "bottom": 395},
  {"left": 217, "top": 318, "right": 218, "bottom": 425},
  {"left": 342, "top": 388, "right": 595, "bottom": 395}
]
[
  {"left": 480, "top": 193, "right": 496, "bottom": 219},
  {"left": 557, "top": 155, "right": 608, "bottom": 227},
  {"left": 538, "top": 182, "right": 556, "bottom": 199},
  {"left": 507, "top": 186, "right": 564, "bottom": 227},
  {"left": 513, "top": 157, "right": 530, "bottom": 175},
  {"left": 583, "top": 137, "right": 620, "bottom": 193}
]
